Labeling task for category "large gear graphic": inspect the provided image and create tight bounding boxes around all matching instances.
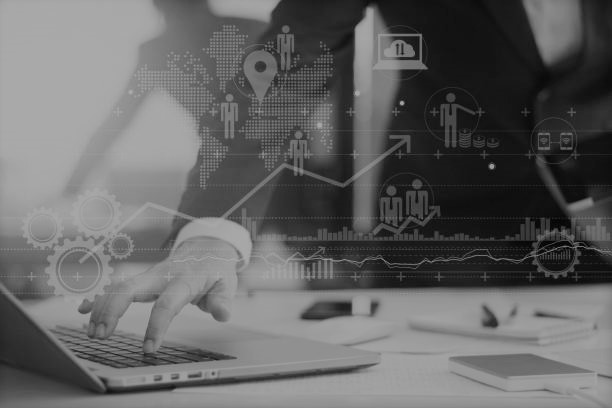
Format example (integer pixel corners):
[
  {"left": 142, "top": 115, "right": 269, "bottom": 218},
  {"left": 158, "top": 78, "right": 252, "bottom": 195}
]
[
  {"left": 45, "top": 237, "right": 112, "bottom": 299},
  {"left": 107, "top": 233, "right": 134, "bottom": 260},
  {"left": 71, "top": 188, "right": 121, "bottom": 238},
  {"left": 532, "top": 229, "right": 580, "bottom": 279},
  {"left": 22, "top": 207, "right": 64, "bottom": 249}
]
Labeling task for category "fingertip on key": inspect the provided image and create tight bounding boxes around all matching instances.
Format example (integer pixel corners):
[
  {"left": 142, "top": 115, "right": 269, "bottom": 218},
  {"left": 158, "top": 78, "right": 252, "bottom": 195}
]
[
  {"left": 95, "top": 323, "right": 106, "bottom": 339},
  {"left": 143, "top": 339, "right": 155, "bottom": 354},
  {"left": 87, "top": 322, "right": 95, "bottom": 337}
]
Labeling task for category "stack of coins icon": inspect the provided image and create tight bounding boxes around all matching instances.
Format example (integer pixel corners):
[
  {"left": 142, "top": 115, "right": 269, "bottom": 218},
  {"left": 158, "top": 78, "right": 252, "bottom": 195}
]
[
  {"left": 472, "top": 134, "right": 486, "bottom": 148},
  {"left": 459, "top": 128, "right": 472, "bottom": 148},
  {"left": 486, "top": 137, "right": 500, "bottom": 149}
]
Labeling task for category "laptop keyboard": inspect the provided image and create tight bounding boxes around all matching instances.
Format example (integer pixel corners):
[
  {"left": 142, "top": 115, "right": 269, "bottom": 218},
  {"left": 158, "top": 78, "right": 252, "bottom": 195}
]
[{"left": 51, "top": 326, "right": 235, "bottom": 369}]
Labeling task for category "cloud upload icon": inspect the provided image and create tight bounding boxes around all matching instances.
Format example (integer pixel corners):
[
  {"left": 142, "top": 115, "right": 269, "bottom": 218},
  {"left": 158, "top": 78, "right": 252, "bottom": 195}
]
[{"left": 384, "top": 40, "right": 415, "bottom": 58}]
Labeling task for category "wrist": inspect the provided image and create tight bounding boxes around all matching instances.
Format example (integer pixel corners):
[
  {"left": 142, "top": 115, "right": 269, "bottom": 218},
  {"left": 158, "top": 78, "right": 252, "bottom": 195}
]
[
  {"left": 172, "top": 237, "right": 239, "bottom": 270},
  {"left": 171, "top": 218, "right": 252, "bottom": 271}
]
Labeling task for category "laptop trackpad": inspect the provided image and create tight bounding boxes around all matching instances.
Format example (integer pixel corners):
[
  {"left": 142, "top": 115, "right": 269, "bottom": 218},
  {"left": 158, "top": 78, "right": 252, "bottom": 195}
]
[{"left": 168, "top": 322, "right": 275, "bottom": 346}]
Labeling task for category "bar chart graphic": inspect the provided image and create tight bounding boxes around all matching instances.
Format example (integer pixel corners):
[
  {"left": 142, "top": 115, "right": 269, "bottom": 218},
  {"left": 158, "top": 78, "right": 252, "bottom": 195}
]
[
  {"left": 240, "top": 209, "right": 612, "bottom": 243},
  {"left": 265, "top": 258, "right": 334, "bottom": 280}
]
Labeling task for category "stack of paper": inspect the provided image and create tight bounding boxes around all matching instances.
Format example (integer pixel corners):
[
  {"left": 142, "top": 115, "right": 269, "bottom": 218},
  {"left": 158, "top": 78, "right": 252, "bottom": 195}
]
[{"left": 409, "top": 311, "right": 596, "bottom": 345}]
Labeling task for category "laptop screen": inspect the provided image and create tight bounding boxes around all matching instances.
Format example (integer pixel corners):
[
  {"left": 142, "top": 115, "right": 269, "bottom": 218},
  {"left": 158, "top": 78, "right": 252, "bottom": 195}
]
[{"left": 379, "top": 34, "right": 422, "bottom": 61}]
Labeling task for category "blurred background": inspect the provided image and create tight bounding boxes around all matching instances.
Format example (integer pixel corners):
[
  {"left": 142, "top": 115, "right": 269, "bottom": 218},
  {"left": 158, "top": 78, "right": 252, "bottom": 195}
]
[
  {"left": 0, "top": 0, "right": 395, "bottom": 296},
  {"left": 0, "top": 0, "right": 276, "bottom": 296}
]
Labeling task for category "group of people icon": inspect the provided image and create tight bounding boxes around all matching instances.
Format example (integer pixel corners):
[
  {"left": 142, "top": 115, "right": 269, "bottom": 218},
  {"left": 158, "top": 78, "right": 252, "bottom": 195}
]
[{"left": 379, "top": 179, "right": 429, "bottom": 227}]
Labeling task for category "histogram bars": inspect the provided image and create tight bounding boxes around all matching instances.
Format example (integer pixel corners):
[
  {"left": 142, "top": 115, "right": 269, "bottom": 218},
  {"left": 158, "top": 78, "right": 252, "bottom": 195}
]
[
  {"left": 266, "top": 258, "right": 334, "bottom": 280},
  {"left": 241, "top": 209, "right": 612, "bottom": 242},
  {"left": 506, "top": 217, "right": 611, "bottom": 241}
]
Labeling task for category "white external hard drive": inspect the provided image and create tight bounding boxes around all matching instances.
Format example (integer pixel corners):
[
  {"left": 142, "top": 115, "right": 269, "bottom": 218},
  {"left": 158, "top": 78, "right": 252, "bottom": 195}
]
[{"left": 449, "top": 353, "right": 597, "bottom": 392}]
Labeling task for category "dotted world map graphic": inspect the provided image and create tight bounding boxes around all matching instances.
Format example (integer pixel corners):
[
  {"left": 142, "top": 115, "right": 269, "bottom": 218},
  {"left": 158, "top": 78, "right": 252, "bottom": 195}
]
[{"left": 129, "top": 25, "right": 334, "bottom": 188}]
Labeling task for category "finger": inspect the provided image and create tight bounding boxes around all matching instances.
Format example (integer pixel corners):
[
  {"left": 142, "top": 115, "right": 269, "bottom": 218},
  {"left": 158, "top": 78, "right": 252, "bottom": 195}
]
[
  {"left": 78, "top": 299, "right": 93, "bottom": 314},
  {"left": 78, "top": 298, "right": 96, "bottom": 338},
  {"left": 197, "top": 273, "right": 237, "bottom": 322},
  {"left": 88, "top": 263, "right": 168, "bottom": 339},
  {"left": 88, "top": 294, "right": 107, "bottom": 337},
  {"left": 90, "top": 284, "right": 134, "bottom": 339},
  {"left": 144, "top": 279, "right": 194, "bottom": 353},
  {"left": 130, "top": 262, "right": 172, "bottom": 303}
]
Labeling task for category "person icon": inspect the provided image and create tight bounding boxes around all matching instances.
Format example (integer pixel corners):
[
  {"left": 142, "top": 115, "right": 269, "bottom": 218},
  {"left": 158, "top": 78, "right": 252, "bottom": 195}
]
[
  {"left": 440, "top": 92, "right": 475, "bottom": 148},
  {"left": 277, "top": 25, "right": 295, "bottom": 71},
  {"left": 406, "top": 178, "right": 429, "bottom": 220},
  {"left": 379, "top": 185, "right": 403, "bottom": 227},
  {"left": 289, "top": 130, "right": 310, "bottom": 175},
  {"left": 220, "top": 93, "right": 238, "bottom": 139}
]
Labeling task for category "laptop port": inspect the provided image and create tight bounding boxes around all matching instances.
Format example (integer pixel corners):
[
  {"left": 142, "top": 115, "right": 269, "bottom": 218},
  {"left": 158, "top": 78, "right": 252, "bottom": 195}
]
[
  {"left": 153, "top": 375, "right": 163, "bottom": 382},
  {"left": 125, "top": 376, "right": 147, "bottom": 385},
  {"left": 170, "top": 373, "right": 180, "bottom": 380},
  {"left": 205, "top": 370, "right": 218, "bottom": 379},
  {"left": 187, "top": 371, "right": 202, "bottom": 379}
]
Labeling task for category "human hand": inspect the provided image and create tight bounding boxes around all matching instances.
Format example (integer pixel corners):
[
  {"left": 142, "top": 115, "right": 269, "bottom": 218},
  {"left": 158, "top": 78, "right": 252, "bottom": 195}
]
[{"left": 78, "top": 237, "right": 239, "bottom": 353}]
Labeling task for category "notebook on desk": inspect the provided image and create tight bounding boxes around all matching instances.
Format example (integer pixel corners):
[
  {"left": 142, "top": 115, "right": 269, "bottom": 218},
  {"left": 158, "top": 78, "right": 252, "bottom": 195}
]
[{"left": 408, "top": 311, "right": 596, "bottom": 345}]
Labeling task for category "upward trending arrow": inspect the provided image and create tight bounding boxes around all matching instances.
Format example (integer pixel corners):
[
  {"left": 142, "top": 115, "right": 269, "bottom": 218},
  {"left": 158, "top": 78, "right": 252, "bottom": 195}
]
[
  {"left": 372, "top": 206, "right": 441, "bottom": 235},
  {"left": 222, "top": 134, "right": 412, "bottom": 217},
  {"left": 389, "top": 134, "right": 411, "bottom": 153},
  {"left": 80, "top": 135, "right": 412, "bottom": 263}
]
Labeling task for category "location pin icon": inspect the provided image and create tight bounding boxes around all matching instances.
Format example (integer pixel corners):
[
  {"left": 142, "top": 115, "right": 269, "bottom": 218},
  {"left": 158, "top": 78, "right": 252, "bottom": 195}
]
[{"left": 243, "top": 50, "right": 278, "bottom": 103}]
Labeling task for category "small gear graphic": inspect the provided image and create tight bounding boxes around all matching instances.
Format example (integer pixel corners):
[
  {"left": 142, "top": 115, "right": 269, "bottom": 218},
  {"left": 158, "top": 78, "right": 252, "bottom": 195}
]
[
  {"left": 71, "top": 188, "right": 121, "bottom": 238},
  {"left": 45, "top": 237, "right": 112, "bottom": 299},
  {"left": 22, "top": 207, "right": 64, "bottom": 249},
  {"left": 107, "top": 233, "right": 134, "bottom": 260},
  {"left": 532, "top": 229, "right": 580, "bottom": 279}
]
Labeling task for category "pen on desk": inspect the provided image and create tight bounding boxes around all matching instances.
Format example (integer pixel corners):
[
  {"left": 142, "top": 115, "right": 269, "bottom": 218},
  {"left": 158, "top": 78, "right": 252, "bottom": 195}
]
[
  {"left": 533, "top": 309, "right": 598, "bottom": 330},
  {"left": 533, "top": 310, "right": 581, "bottom": 320}
]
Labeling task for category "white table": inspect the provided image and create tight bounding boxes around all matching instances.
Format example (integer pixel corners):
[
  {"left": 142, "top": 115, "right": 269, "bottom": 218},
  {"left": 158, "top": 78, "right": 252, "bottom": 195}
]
[{"left": 1, "top": 284, "right": 611, "bottom": 408}]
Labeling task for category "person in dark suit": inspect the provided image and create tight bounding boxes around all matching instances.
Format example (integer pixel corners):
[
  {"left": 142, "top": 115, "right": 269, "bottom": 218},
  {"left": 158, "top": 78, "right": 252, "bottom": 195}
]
[{"left": 80, "top": 0, "right": 612, "bottom": 352}]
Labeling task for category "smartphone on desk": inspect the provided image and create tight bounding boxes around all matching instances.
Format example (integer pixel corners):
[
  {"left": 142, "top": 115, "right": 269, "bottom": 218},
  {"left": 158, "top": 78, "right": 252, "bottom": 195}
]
[{"left": 300, "top": 301, "right": 379, "bottom": 320}]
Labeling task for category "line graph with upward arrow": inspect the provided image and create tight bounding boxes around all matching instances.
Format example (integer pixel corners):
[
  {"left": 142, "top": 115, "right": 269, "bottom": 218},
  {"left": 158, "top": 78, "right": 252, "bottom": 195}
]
[
  {"left": 372, "top": 205, "right": 441, "bottom": 235},
  {"left": 80, "top": 135, "right": 412, "bottom": 262}
]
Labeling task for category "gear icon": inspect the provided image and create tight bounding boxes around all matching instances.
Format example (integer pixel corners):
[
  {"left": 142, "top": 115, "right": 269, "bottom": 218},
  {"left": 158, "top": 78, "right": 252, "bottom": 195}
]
[
  {"left": 107, "top": 233, "right": 134, "bottom": 260},
  {"left": 45, "top": 237, "right": 112, "bottom": 299},
  {"left": 532, "top": 229, "right": 580, "bottom": 279},
  {"left": 22, "top": 207, "right": 64, "bottom": 249},
  {"left": 72, "top": 188, "right": 121, "bottom": 238}
]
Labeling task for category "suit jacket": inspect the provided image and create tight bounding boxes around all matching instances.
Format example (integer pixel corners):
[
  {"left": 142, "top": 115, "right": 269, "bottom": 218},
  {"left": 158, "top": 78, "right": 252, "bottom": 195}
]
[{"left": 169, "top": 0, "right": 612, "bottom": 279}]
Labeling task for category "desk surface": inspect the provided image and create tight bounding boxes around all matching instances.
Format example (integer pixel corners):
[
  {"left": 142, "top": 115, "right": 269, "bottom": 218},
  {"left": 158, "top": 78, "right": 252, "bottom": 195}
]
[{"left": 1, "top": 285, "right": 611, "bottom": 408}]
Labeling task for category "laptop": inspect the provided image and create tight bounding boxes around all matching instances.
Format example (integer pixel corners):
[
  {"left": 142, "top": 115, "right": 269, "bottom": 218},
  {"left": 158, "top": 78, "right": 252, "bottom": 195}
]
[
  {"left": 373, "top": 33, "right": 428, "bottom": 70},
  {"left": 0, "top": 282, "right": 380, "bottom": 392}
]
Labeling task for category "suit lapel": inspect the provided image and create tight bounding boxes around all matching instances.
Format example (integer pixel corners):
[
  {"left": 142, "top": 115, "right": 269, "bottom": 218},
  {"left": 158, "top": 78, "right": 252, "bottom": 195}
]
[{"left": 480, "top": 0, "right": 545, "bottom": 74}]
